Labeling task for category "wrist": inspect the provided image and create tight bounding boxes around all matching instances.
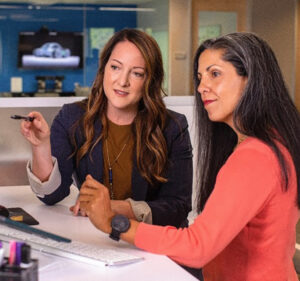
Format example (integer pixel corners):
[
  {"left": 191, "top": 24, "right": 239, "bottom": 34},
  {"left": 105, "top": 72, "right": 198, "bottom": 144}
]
[
  {"left": 111, "top": 200, "right": 135, "bottom": 219},
  {"left": 31, "top": 145, "right": 53, "bottom": 182},
  {"left": 32, "top": 139, "right": 52, "bottom": 161},
  {"left": 32, "top": 137, "right": 51, "bottom": 151},
  {"left": 105, "top": 214, "right": 114, "bottom": 234}
]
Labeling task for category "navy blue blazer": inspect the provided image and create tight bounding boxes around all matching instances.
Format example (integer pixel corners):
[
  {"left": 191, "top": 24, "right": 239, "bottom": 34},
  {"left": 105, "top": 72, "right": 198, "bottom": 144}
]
[{"left": 40, "top": 101, "right": 193, "bottom": 227}]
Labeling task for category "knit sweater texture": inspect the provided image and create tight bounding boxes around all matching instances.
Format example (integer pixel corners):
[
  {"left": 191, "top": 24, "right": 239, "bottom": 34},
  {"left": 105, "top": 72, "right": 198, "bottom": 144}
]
[{"left": 135, "top": 137, "right": 299, "bottom": 281}]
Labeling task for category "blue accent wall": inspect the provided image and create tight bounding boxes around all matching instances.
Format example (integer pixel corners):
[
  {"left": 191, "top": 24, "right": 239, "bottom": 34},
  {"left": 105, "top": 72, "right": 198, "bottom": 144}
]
[{"left": 0, "top": 3, "right": 137, "bottom": 94}]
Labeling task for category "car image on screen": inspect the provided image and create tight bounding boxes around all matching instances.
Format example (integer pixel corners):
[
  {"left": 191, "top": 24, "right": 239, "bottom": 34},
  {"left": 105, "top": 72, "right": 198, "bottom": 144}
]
[{"left": 33, "top": 42, "right": 71, "bottom": 58}]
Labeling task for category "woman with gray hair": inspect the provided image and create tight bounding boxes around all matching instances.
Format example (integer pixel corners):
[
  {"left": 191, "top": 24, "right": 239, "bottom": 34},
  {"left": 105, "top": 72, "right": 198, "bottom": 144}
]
[{"left": 79, "top": 32, "right": 300, "bottom": 281}]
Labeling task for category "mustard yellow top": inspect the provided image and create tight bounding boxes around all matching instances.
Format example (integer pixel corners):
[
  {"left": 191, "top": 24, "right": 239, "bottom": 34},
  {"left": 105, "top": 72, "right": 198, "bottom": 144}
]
[{"left": 103, "top": 119, "right": 134, "bottom": 200}]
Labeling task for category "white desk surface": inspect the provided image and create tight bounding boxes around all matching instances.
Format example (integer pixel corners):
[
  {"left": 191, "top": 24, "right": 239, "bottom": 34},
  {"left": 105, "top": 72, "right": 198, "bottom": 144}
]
[{"left": 0, "top": 185, "right": 197, "bottom": 281}]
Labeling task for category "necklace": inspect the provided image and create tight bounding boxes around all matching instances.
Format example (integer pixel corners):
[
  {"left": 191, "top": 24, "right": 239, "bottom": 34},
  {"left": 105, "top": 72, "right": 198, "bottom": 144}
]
[
  {"left": 105, "top": 138, "right": 128, "bottom": 199},
  {"left": 237, "top": 135, "right": 247, "bottom": 145},
  {"left": 234, "top": 135, "right": 248, "bottom": 150}
]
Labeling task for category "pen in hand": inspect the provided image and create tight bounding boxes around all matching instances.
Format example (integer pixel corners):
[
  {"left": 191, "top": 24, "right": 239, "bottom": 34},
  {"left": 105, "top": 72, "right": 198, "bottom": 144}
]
[{"left": 10, "top": 115, "right": 35, "bottom": 122}]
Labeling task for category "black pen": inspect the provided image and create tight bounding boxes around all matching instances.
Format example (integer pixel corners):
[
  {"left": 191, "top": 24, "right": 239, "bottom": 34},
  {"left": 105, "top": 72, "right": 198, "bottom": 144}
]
[{"left": 10, "top": 115, "right": 35, "bottom": 122}]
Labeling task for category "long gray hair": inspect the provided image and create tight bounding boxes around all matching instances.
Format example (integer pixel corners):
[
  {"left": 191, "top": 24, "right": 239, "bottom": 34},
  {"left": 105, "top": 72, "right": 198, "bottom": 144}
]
[{"left": 193, "top": 32, "right": 300, "bottom": 211}]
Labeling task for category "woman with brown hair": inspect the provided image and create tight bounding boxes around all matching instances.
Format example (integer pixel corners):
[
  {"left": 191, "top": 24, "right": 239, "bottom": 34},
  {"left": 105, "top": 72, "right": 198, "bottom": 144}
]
[{"left": 20, "top": 29, "right": 193, "bottom": 228}]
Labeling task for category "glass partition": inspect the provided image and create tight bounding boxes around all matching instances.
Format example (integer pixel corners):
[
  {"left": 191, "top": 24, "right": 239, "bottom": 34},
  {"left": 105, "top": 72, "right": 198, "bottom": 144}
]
[{"left": 0, "top": 0, "right": 169, "bottom": 97}]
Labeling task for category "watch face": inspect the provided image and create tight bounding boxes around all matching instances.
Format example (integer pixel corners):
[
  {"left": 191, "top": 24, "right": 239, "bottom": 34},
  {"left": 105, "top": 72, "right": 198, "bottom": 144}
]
[{"left": 111, "top": 215, "right": 130, "bottom": 232}]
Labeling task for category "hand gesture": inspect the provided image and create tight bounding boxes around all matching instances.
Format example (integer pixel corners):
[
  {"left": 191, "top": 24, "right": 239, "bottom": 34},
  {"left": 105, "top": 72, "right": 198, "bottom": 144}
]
[
  {"left": 20, "top": 111, "right": 53, "bottom": 181},
  {"left": 69, "top": 197, "right": 88, "bottom": 217},
  {"left": 79, "top": 175, "right": 114, "bottom": 234},
  {"left": 20, "top": 111, "right": 50, "bottom": 147}
]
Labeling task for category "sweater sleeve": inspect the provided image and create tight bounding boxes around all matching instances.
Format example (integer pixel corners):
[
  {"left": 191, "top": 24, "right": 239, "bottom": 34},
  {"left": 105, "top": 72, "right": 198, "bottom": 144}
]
[{"left": 135, "top": 142, "right": 279, "bottom": 268}]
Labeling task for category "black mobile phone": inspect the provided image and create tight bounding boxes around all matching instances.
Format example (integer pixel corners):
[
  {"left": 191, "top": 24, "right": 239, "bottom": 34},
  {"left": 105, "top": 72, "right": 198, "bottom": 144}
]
[
  {"left": 10, "top": 115, "right": 35, "bottom": 122},
  {"left": 7, "top": 207, "right": 39, "bottom": 225}
]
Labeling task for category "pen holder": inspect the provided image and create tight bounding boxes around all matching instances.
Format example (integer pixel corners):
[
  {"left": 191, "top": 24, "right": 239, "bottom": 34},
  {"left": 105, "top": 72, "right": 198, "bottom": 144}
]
[{"left": 0, "top": 258, "right": 38, "bottom": 281}]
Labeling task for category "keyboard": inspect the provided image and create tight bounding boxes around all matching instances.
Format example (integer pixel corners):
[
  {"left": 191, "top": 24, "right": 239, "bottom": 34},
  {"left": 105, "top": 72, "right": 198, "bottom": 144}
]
[{"left": 0, "top": 224, "right": 144, "bottom": 266}]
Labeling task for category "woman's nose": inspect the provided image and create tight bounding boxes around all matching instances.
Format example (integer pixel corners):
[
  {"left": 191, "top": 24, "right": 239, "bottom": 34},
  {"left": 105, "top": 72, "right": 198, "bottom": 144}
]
[
  {"left": 198, "top": 79, "right": 209, "bottom": 95},
  {"left": 118, "top": 71, "right": 130, "bottom": 87}
]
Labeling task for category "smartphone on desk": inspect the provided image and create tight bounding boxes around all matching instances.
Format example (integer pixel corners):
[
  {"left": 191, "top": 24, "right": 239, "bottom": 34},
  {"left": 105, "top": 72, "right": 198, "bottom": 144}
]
[{"left": 7, "top": 207, "right": 39, "bottom": 225}]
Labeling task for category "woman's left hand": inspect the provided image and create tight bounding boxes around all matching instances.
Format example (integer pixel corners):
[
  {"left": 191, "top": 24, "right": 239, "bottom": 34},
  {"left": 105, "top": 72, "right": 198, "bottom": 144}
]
[
  {"left": 69, "top": 198, "right": 88, "bottom": 216},
  {"left": 79, "top": 174, "right": 114, "bottom": 234}
]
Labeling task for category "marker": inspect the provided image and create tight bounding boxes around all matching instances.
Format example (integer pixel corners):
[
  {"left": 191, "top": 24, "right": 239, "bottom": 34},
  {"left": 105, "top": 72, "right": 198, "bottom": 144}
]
[
  {"left": 0, "top": 241, "right": 4, "bottom": 266},
  {"left": 15, "top": 242, "right": 24, "bottom": 266},
  {"left": 9, "top": 240, "right": 16, "bottom": 265},
  {"left": 20, "top": 244, "right": 32, "bottom": 268},
  {"left": 10, "top": 115, "right": 35, "bottom": 122}
]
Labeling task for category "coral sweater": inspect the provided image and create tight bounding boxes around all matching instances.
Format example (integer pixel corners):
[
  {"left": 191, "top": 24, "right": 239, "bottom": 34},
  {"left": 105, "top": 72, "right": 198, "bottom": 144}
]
[{"left": 135, "top": 138, "right": 299, "bottom": 281}]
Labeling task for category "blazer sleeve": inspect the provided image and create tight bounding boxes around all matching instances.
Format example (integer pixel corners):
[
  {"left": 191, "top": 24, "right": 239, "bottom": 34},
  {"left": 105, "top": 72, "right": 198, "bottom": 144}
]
[
  {"left": 147, "top": 112, "right": 193, "bottom": 227},
  {"left": 37, "top": 104, "right": 80, "bottom": 205}
]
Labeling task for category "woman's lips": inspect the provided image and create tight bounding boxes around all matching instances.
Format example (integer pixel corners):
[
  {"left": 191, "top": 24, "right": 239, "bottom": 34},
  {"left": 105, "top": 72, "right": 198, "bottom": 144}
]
[
  {"left": 114, "top": 89, "right": 129, "bottom": 96},
  {"left": 203, "top": 100, "right": 215, "bottom": 106}
]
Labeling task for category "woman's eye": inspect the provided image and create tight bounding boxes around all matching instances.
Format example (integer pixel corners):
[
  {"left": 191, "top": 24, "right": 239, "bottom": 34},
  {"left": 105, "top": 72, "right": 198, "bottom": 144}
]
[
  {"left": 111, "top": 65, "right": 119, "bottom": 70},
  {"left": 212, "top": 71, "right": 220, "bottom": 77},
  {"left": 133, "top": 72, "right": 144, "bottom": 78}
]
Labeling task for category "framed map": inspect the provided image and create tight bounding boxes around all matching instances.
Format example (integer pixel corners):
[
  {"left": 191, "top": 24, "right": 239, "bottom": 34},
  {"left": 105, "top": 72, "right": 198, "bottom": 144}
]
[{"left": 89, "top": 28, "right": 115, "bottom": 51}]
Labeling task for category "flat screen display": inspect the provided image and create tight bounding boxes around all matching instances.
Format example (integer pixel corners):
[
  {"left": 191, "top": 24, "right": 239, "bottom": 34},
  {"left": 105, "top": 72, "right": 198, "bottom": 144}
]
[{"left": 18, "top": 31, "right": 84, "bottom": 69}]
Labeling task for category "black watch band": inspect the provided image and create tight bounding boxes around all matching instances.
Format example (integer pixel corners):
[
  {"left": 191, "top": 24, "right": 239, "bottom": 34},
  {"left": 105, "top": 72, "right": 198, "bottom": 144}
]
[
  {"left": 109, "top": 228, "right": 122, "bottom": 241},
  {"left": 109, "top": 214, "right": 130, "bottom": 241}
]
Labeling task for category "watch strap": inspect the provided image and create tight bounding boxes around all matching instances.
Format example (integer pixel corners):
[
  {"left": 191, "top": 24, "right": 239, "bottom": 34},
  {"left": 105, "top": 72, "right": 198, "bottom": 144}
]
[{"left": 109, "top": 228, "right": 121, "bottom": 241}]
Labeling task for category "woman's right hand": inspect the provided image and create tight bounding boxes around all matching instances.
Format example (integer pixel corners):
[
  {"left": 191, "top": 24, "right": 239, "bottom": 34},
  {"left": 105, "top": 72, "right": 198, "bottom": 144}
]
[
  {"left": 20, "top": 112, "right": 50, "bottom": 147},
  {"left": 20, "top": 112, "right": 53, "bottom": 182}
]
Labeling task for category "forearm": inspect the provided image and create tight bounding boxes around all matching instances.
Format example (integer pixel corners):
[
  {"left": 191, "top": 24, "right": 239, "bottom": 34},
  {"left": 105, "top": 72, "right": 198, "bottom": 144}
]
[
  {"left": 111, "top": 200, "right": 135, "bottom": 219},
  {"left": 31, "top": 139, "right": 53, "bottom": 182},
  {"left": 120, "top": 219, "right": 140, "bottom": 244}
]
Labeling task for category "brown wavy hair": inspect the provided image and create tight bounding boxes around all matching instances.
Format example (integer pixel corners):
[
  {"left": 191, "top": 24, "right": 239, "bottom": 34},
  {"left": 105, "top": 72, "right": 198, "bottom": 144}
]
[{"left": 73, "top": 28, "right": 168, "bottom": 185}]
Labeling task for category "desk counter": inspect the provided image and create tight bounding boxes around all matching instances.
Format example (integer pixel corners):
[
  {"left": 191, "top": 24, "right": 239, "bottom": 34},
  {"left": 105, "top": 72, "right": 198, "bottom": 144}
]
[{"left": 0, "top": 185, "right": 197, "bottom": 281}]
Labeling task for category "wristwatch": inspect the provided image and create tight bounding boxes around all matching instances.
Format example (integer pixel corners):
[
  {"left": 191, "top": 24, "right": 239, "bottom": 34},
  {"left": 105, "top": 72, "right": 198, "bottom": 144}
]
[{"left": 109, "top": 214, "right": 130, "bottom": 241}]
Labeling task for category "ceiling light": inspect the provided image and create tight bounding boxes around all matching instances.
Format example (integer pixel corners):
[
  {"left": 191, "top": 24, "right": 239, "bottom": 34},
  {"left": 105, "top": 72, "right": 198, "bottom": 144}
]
[{"left": 99, "top": 7, "right": 155, "bottom": 12}]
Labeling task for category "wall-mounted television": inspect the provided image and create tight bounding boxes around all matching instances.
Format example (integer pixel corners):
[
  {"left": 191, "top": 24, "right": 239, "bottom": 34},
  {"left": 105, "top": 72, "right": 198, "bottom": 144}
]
[{"left": 18, "top": 30, "right": 84, "bottom": 70}]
